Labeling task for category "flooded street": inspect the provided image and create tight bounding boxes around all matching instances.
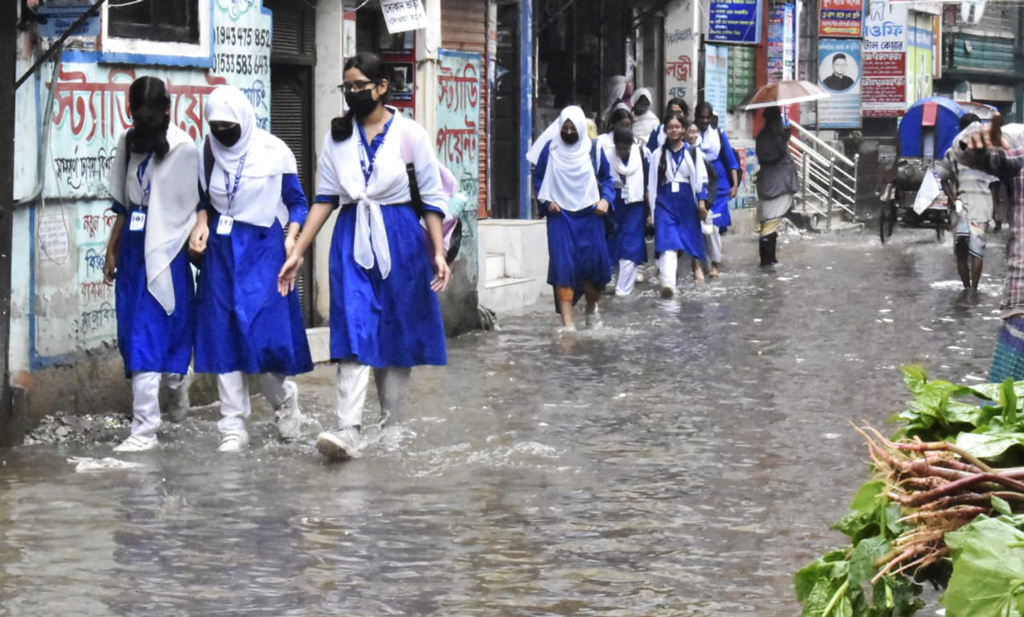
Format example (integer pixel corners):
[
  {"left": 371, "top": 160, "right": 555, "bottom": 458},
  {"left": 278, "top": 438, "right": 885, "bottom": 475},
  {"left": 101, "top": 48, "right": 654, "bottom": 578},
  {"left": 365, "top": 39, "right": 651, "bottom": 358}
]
[{"left": 0, "top": 230, "right": 1004, "bottom": 616}]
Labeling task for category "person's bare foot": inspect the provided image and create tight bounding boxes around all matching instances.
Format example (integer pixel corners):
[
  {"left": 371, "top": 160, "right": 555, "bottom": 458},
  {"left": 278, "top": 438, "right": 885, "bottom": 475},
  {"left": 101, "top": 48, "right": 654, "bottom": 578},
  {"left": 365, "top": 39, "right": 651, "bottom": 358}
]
[{"left": 708, "top": 265, "right": 719, "bottom": 278}]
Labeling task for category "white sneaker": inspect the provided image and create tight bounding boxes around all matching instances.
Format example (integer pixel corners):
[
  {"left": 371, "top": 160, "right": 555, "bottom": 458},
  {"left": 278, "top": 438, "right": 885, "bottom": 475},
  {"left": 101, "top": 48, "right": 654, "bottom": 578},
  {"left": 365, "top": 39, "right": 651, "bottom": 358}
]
[
  {"left": 113, "top": 434, "right": 158, "bottom": 452},
  {"left": 316, "top": 426, "right": 363, "bottom": 462},
  {"left": 635, "top": 271, "right": 645, "bottom": 283},
  {"left": 585, "top": 307, "right": 602, "bottom": 328},
  {"left": 218, "top": 431, "right": 250, "bottom": 453},
  {"left": 165, "top": 369, "right": 193, "bottom": 423},
  {"left": 274, "top": 381, "right": 305, "bottom": 441}
]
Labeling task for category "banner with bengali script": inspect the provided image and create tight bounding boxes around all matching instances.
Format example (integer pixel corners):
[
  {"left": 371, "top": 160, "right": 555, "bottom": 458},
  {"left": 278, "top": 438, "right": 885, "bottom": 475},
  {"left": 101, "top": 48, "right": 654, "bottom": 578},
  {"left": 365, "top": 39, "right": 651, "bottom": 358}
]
[
  {"left": 818, "top": 38, "right": 862, "bottom": 128},
  {"left": 862, "top": 0, "right": 908, "bottom": 116},
  {"left": 819, "top": 0, "right": 864, "bottom": 37},
  {"left": 436, "top": 49, "right": 481, "bottom": 266}
]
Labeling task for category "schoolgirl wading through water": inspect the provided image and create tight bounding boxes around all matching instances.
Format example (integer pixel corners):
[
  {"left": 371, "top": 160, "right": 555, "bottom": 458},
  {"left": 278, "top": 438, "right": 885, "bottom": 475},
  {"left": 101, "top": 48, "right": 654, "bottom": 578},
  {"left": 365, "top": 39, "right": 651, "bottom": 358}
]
[
  {"left": 529, "top": 106, "right": 616, "bottom": 329},
  {"left": 648, "top": 112, "right": 709, "bottom": 297},
  {"left": 278, "top": 52, "right": 450, "bottom": 462},
  {"left": 105, "top": 77, "right": 198, "bottom": 452},
  {"left": 190, "top": 85, "right": 313, "bottom": 453}
]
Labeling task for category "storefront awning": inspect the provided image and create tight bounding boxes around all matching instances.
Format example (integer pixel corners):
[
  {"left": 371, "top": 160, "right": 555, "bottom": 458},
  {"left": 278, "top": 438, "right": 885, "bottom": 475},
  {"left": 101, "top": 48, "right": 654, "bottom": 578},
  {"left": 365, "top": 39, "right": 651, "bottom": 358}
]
[{"left": 970, "top": 82, "right": 1015, "bottom": 102}]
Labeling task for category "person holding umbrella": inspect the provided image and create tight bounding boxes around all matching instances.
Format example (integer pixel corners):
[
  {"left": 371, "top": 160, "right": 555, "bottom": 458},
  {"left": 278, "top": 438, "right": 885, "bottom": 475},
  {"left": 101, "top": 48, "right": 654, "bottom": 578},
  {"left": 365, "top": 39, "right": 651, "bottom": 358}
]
[{"left": 754, "top": 106, "right": 798, "bottom": 266}]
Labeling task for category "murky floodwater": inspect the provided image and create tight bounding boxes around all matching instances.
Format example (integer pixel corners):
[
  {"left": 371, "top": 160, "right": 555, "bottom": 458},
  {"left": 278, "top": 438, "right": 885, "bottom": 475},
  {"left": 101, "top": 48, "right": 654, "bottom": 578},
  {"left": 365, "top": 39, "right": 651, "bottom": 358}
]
[{"left": 0, "top": 229, "right": 1003, "bottom": 616}]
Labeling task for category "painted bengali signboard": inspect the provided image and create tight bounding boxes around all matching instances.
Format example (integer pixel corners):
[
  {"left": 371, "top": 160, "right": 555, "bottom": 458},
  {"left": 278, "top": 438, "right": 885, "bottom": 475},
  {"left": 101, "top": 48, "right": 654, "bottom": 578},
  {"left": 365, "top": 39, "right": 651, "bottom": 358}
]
[
  {"left": 818, "top": 38, "right": 862, "bottom": 128},
  {"left": 819, "top": 0, "right": 864, "bottom": 37},
  {"left": 436, "top": 49, "right": 480, "bottom": 273},
  {"left": 46, "top": 1, "right": 272, "bottom": 200},
  {"left": 709, "top": 0, "right": 762, "bottom": 44},
  {"left": 34, "top": 1, "right": 272, "bottom": 355},
  {"left": 862, "top": 0, "right": 907, "bottom": 117},
  {"left": 861, "top": 52, "right": 906, "bottom": 117}
]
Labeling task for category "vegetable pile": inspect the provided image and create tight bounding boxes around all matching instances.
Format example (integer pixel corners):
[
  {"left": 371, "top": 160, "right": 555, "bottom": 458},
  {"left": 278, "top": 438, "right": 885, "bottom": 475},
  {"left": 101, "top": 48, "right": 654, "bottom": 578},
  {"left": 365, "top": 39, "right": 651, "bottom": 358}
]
[{"left": 796, "top": 367, "right": 1024, "bottom": 617}]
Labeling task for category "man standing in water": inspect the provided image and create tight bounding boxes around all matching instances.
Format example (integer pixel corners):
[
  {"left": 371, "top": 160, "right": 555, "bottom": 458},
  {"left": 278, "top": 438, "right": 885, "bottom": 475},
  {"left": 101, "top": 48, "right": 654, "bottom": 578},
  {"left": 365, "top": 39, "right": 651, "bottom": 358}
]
[
  {"left": 954, "top": 115, "right": 1024, "bottom": 381},
  {"left": 942, "top": 113, "right": 998, "bottom": 291}
]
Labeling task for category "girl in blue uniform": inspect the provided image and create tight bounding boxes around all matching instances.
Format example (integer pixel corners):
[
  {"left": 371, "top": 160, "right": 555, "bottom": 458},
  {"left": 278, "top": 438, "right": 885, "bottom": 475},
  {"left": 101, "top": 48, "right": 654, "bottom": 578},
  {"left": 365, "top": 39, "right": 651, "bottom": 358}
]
[
  {"left": 647, "top": 112, "right": 709, "bottom": 296},
  {"left": 278, "top": 52, "right": 450, "bottom": 462},
  {"left": 530, "top": 106, "right": 616, "bottom": 329},
  {"left": 606, "top": 126, "right": 650, "bottom": 296},
  {"left": 104, "top": 77, "right": 199, "bottom": 452},
  {"left": 695, "top": 102, "right": 739, "bottom": 278},
  {"left": 646, "top": 97, "right": 689, "bottom": 152},
  {"left": 190, "top": 86, "right": 313, "bottom": 453}
]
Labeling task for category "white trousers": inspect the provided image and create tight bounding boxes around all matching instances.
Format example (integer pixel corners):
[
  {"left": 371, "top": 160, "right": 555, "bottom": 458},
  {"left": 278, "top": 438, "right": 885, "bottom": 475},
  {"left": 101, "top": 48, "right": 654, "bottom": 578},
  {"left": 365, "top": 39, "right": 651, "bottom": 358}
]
[
  {"left": 335, "top": 361, "right": 411, "bottom": 429},
  {"left": 130, "top": 371, "right": 188, "bottom": 439},
  {"left": 217, "top": 372, "right": 291, "bottom": 436},
  {"left": 615, "top": 260, "right": 639, "bottom": 296},
  {"left": 704, "top": 225, "right": 723, "bottom": 264},
  {"left": 658, "top": 251, "right": 679, "bottom": 288}
]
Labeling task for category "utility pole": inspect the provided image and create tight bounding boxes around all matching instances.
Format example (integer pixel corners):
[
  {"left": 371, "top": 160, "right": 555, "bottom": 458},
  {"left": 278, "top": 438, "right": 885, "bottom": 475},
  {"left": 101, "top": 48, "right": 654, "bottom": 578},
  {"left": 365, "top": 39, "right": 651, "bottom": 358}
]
[{"left": 0, "top": 0, "right": 17, "bottom": 446}]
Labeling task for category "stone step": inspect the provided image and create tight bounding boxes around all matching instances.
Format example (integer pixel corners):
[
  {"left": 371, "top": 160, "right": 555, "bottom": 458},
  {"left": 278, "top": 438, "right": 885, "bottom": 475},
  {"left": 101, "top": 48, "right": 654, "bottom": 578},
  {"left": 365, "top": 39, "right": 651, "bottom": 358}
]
[{"left": 485, "top": 253, "right": 505, "bottom": 283}]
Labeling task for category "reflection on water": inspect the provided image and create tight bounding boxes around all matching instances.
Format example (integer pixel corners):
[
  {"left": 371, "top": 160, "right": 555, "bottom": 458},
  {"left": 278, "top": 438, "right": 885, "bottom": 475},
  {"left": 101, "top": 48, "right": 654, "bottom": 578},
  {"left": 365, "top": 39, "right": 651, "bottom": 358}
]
[{"left": 0, "top": 231, "right": 998, "bottom": 615}]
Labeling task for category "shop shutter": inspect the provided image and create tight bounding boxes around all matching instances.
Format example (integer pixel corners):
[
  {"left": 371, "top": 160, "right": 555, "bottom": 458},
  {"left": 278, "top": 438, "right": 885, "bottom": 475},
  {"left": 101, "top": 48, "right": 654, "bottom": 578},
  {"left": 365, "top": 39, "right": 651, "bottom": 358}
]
[
  {"left": 270, "top": 69, "right": 314, "bottom": 323},
  {"left": 441, "top": 0, "right": 489, "bottom": 215}
]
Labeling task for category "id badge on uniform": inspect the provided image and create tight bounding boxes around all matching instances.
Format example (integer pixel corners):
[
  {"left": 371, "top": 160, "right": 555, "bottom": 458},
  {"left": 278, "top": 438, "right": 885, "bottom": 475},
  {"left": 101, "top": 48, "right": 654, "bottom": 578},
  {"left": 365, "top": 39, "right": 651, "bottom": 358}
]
[
  {"left": 620, "top": 187, "right": 627, "bottom": 201},
  {"left": 129, "top": 211, "right": 146, "bottom": 231},
  {"left": 671, "top": 181, "right": 680, "bottom": 193},
  {"left": 216, "top": 215, "right": 234, "bottom": 236}
]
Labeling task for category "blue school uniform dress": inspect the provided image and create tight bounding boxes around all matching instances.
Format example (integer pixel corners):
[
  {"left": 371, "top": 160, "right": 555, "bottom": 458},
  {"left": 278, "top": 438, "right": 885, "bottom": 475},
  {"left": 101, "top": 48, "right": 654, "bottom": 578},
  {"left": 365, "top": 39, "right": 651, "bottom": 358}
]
[
  {"left": 608, "top": 148, "right": 650, "bottom": 265},
  {"left": 699, "top": 127, "right": 740, "bottom": 230},
  {"left": 194, "top": 140, "right": 313, "bottom": 376},
  {"left": 651, "top": 145, "right": 707, "bottom": 262},
  {"left": 108, "top": 126, "right": 199, "bottom": 379},
  {"left": 534, "top": 141, "right": 616, "bottom": 295},
  {"left": 315, "top": 112, "right": 447, "bottom": 369}
]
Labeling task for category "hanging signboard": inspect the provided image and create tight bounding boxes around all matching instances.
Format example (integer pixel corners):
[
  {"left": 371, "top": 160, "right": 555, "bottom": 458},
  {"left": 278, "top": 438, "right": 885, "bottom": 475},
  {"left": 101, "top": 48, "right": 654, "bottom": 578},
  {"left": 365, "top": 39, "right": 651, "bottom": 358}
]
[
  {"left": 818, "top": 38, "right": 862, "bottom": 128},
  {"left": 819, "top": 0, "right": 864, "bottom": 37},
  {"left": 708, "top": 0, "right": 762, "bottom": 44},
  {"left": 862, "top": 0, "right": 908, "bottom": 116},
  {"left": 705, "top": 45, "right": 729, "bottom": 127},
  {"left": 380, "top": 0, "right": 428, "bottom": 34}
]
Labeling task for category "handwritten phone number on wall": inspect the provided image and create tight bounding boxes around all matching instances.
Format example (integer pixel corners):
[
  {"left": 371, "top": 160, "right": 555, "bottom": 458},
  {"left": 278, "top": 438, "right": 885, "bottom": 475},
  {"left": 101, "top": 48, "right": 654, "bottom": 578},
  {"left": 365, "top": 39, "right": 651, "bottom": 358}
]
[
  {"left": 215, "top": 53, "right": 270, "bottom": 76},
  {"left": 215, "top": 26, "right": 272, "bottom": 49}
]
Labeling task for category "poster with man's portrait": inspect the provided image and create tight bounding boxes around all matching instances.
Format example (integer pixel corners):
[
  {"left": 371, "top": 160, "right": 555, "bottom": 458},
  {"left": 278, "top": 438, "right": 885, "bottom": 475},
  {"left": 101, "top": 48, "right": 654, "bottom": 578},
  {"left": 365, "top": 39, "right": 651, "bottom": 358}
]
[{"left": 818, "top": 38, "right": 862, "bottom": 128}]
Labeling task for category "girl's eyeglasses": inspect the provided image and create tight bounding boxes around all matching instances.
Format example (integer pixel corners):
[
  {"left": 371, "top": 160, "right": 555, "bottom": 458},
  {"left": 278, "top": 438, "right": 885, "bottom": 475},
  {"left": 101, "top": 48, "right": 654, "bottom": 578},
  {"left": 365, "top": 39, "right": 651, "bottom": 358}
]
[{"left": 340, "top": 80, "right": 377, "bottom": 94}]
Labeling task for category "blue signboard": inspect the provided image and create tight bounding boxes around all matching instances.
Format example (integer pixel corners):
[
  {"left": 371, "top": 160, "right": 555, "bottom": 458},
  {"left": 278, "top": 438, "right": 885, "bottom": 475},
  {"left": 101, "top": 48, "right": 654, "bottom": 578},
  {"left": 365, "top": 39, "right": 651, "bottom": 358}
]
[
  {"left": 709, "top": 0, "right": 762, "bottom": 44},
  {"left": 38, "top": 5, "right": 101, "bottom": 39}
]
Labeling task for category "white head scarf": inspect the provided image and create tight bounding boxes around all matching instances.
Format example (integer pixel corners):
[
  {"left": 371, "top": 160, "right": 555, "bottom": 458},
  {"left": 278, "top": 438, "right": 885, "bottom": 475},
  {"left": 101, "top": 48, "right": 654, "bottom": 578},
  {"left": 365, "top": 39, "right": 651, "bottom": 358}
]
[
  {"left": 203, "top": 86, "right": 296, "bottom": 227},
  {"left": 631, "top": 87, "right": 659, "bottom": 142},
  {"left": 700, "top": 125, "right": 722, "bottom": 161},
  {"left": 610, "top": 141, "right": 645, "bottom": 203},
  {"left": 107, "top": 123, "right": 199, "bottom": 315},
  {"left": 537, "top": 106, "right": 600, "bottom": 212}
]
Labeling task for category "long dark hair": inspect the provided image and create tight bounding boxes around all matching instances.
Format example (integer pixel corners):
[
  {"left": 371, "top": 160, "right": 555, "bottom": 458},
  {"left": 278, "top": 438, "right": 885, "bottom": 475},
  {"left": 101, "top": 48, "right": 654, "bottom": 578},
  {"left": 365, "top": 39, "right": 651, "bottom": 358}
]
[
  {"left": 657, "top": 111, "right": 689, "bottom": 187},
  {"left": 666, "top": 97, "right": 689, "bottom": 118},
  {"left": 605, "top": 107, "right": 633, "bottom": 133},
  {"left": 331, "top": 52, "right": 391, "bottom": 142},
  {"left": 694, "top": 101, "right": 713, "bottom": 119}
]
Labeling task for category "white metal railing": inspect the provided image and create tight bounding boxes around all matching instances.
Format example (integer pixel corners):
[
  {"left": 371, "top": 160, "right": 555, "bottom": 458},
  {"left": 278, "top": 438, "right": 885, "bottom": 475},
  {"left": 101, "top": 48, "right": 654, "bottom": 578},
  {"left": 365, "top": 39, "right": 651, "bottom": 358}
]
[{"left": 785, "top": 121, "right": 860, "bottom": 230}]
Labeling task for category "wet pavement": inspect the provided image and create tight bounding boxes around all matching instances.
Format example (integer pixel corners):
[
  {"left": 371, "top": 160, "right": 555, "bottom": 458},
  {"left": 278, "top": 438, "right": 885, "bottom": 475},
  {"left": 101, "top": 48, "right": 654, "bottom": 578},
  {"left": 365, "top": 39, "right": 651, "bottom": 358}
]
[{"left": 0, "top": 229, "right": 1004, "bottom": 616}]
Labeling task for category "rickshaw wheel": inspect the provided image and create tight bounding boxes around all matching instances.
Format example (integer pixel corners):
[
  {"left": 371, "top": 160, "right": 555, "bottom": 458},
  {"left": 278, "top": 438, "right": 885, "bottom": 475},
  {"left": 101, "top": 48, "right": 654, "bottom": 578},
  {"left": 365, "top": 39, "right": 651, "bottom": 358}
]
[{"left": 879, "top": 203, "right": 895, "bottom": 244}]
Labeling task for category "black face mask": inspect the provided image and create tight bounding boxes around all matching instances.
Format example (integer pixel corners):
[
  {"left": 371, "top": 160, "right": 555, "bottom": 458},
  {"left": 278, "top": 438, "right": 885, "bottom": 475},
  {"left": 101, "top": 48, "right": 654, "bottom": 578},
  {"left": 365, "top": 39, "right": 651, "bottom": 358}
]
[
  {"left": 345, "top": 88, "right": 380, "bottom": 119},
  {"left": 211, "top": 125, "right": 242, "bottom": 147},
  {"left": 130, "top": 114, "right": 171, "bottom": 158},
  {"left": 561, "top": 131, "right": 579, "bottom": 145}
]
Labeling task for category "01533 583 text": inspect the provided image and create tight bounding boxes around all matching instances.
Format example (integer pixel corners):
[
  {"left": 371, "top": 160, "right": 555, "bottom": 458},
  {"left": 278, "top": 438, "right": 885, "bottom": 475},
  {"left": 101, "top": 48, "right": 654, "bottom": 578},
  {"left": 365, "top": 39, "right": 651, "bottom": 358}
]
[{"left": 214, "top": 53, "right": 270, "bottom": 77}]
